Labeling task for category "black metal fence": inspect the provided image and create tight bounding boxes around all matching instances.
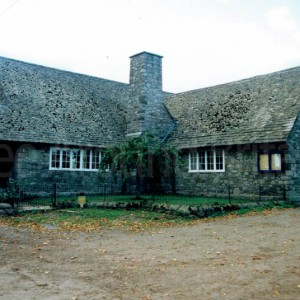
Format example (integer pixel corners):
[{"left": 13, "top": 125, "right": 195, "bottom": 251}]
[{"left": 0, "top": 182, "right": 289, "bottom": 209}]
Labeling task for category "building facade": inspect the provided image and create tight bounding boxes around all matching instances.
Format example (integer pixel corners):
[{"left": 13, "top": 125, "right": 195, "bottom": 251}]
[{"left": 0, "top": 52, "right": 299, "bottom": 203}]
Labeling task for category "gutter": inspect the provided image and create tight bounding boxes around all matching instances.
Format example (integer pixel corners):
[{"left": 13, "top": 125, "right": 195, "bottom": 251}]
[
  {"left": 161, "top": 122, "right": 176, "bottom": 143},
  {"left": 161, "top": 103, "right": 177, "bottom": 143}
]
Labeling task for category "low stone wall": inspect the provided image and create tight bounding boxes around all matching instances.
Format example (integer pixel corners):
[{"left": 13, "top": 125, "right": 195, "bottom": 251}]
[
  {"left": 88, "top": 200, "right": 287, "bottom": 218},
  {"left": 2, "top": 200, "right": 290, "bottom": 218},
  {"left": 0, "top": 203, "right": 17, "bottom": 216}
]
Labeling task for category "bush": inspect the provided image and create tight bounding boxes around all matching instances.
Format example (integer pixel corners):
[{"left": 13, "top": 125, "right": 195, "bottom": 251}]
[{"left": 56, "top": 198, "right": 76, "bottom": 209}]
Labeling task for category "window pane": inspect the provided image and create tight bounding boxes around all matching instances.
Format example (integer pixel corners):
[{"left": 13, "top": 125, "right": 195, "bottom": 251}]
[
  {"left": 271, "top": 153, "right": 281, "bottom": 171},
  {"left": 82, "top": 149, "right": 91, "bottom": 169},
  {"left": 62, "top": 150, "right": 71, "bottom": 169},
  {"left": 198, "top": 151, "right": 205, "bottom": 170},
  {"left": 92, "top": 149, "right": 101, "bottom": 170},
  {"left": 259, "top": 154, "right": 269, "bottom": 171},
  {"left": 51, "top": 149, "right": 60, "bottom": 169},
  {"left": 71, "top": 150, "right": 81, "bottom": 169},
  {"left": 216, "top": 150, "right": 223, "bottom": 170},
  {"left": 207, "top": 150, "right": 214, "bottom": 170},
  {"left": 189, "top": 152, "right": 197, "bottom": 171}
]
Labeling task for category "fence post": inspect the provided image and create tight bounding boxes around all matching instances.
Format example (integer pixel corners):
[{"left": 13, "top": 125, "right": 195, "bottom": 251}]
[
  {"left": 104, "top": 183, "right": 107, "bottom": 202},
  {"left": 12, "top": 183, "right": 20, "bottom": 208},
  {"left": 52, "top": 183, "right": 57, "bottom": 208},
  {"left": 283, "top": 185, "right": 286, "bottom": 201},
  {"left": 228, "top": 185, "right": 231, "bottom": 204},
  {"left": 15, "top": 183, "right": 20, "bottom": 208}
]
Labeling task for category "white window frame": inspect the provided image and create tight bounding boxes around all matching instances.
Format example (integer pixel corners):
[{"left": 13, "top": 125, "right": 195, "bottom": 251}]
[
  {"left": 188, "top": 149, "right": 225, "bottom": 173},
  {"left": 49, "top": 147, "right": 102, "bottom": 171}
]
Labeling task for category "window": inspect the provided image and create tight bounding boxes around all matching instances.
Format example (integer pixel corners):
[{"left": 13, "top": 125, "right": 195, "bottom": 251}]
[
  {"left": 62, "top": 150, "right": 70, "bottom": 169},
  {"left": 82, "top": 149, "right": 91, "bottom": 169},
  {"left": 190, "top": 152, "right": 197, "bottom": 171},
  {"left": 92, "top": 149, "right": 101, "bottom": 170},
  {"left": 51, "top": 149, "right": 60, "bottom": 169},
  {"left": 189, "top": 149, "right": 225, "bottom": 172},
  {"left": 50, "top": 147, "right": 102, "bottom": 171},
  {"left": 258, "top": 152, "right": 284, "bottom": 172}
]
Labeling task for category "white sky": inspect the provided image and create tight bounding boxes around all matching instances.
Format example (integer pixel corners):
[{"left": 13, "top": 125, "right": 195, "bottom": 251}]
[{"left": 0, "top": 0, "right": 299, "bottom": 92}]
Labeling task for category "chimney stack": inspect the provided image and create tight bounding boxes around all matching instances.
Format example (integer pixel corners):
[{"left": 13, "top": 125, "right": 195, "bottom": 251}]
[{"left": 126, "top": 52, "right": 163, "bottom": 138}]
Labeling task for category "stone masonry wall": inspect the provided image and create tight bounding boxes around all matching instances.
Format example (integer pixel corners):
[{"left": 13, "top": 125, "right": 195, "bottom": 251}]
[
  {"left": 13, "top": 144, "right": 121, "bottom": 195},
  {"left": 127, "top": 52, "right": 173, "bottom": 139},
  {"left": 287, "top": 114, "right": 300, "bottom": 205},
  {"left": 175, "top": 143, "right": 288, "bottom": 200},
  {"left": 7, "top": 141, "right": 293, "bottom": 200}
]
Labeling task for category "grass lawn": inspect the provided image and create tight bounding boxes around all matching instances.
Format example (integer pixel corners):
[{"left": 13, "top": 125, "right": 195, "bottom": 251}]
[
  {"left": 17, "top": 193, "right": 263, "bottom": 207},
  {"left": 1, "top": 202, "right": 292, "bottom": 232}
]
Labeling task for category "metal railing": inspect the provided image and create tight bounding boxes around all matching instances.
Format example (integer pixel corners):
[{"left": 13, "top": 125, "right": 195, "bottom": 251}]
[{"left": 0, "top": 182, "right": 289, "bottom": 209}]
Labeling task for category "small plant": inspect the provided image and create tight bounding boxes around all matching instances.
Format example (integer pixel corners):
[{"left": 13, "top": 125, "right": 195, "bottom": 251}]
[
  {"left": 3, "top": 179, "right": 22, "bottom": 206},
  {"left": 56, "top": 198, "right": 76, "bottom": 209}
]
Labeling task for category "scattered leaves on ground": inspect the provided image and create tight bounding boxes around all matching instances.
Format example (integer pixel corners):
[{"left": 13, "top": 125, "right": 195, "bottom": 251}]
[{"left": 0, "top": 207, "right": 288, "bottom": 233}]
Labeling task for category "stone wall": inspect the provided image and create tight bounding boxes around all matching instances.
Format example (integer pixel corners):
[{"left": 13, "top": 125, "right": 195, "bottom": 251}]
[
  {"left": 13, "top": 144, "right": 121, "bottom": 195},
  {"left": 10, "top": 141, "right": 292, "bottom": 200},
  {"left": 287, "top": 113, "right": 300, "bottom": 205},
  {"left": 4, "top": 140, "right": 295, "bottom": 202},
  {"left": 0, "top": 203, "right": 17, "bottom": 216},
  {"left": 175, "top": 143, "right": 288, "bottom": 200},
  {"left": 127, "top": 52, "right": 174, "bottom": 139}
]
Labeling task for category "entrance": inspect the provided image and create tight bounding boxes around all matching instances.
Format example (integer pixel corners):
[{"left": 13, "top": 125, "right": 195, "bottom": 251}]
[{"left": 0, "top": 143, "right": 16, "bottom": 188}]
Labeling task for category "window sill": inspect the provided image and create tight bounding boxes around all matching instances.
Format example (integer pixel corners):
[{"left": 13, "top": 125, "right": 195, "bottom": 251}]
[
  {"left": 258, "top": 170, "right": 284, "bottom": 173},
  {"left": 188, "top": 170, "right": 225, "bottom": 173},
  {"left": 49, "top": 168, "right": 99, "bottom": 172}
]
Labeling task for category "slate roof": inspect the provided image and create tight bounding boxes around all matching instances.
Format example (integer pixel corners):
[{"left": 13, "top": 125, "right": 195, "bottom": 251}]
[
  {"left": 0, "top": 57, "right": 129, "bottom": 147},
  {"left": 0, "top": 55, "right": 299, "bottom": 149},
  {"left": 164, "top": 67, "right": 300, "bottom": 148}
]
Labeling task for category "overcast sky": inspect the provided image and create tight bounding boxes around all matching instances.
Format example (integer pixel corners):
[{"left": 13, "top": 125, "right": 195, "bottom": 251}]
[{"left": 0, "top": 0, "right": 299, "bottom": 92}]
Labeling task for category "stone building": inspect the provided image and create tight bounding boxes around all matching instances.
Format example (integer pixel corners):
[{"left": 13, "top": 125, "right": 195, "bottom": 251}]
[
  {"left": 0, "top": 52, "right": 299, "bottom": 203},
  {"left": 165, "top": 67, "right": 300, "bottom": 202}
]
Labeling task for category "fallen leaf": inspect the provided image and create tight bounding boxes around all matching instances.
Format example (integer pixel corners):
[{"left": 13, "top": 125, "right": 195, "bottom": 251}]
[
  {"left": 251, "top": 255, "right": 262, "bottom": 260},
  {"left": 37, "top": 283, "right": 48, "bottom": 287}
]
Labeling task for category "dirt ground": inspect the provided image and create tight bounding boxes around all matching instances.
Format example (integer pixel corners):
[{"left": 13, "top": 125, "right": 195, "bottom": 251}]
[{"left": 0, "top": 208, "right": 299, "bottom": 300}]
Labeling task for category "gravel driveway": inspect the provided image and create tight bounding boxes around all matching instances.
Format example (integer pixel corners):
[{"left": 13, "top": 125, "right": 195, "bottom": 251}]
[{"left": 0, "top": 208, "right": 299, "bottom": 300}]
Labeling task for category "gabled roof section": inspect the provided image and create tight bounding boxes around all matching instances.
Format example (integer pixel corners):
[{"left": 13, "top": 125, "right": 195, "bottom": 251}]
[
  {"left": 164, "top": 66, "right": 300, "bottom": 148},
  {"left": 0, "top": 57, "right": 129, "bottom": 147}
]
